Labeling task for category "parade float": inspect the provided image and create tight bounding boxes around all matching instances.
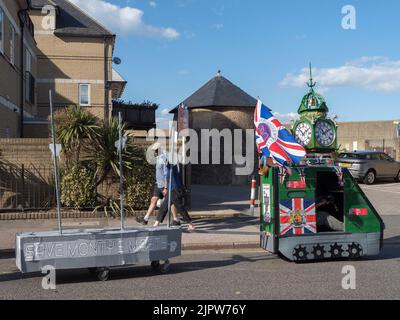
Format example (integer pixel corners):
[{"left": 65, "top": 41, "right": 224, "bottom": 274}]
[
  {"left": 15, "top": 91, "right": 182, "bottom": 281},
  {"left": 257, "top": 67, "right": 384, "bottom": 262}
]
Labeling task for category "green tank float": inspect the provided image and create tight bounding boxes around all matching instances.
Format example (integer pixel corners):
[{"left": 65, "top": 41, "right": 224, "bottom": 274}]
[
  {"left": 259, "top": 65, "right": 384, "bottom": 262},
  {"left": 259, "top": 161, "right": 384, "bottom": 262}
]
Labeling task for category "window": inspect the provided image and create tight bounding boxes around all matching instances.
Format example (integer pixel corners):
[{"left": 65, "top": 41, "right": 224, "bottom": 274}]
[
  {"left": 25, "top": 49, "right": 34, "bottom": 104},
  {"left": 79, "top": 84, "right": 90, "bottom": 106},
  {"left": 380, "top": 154, "right": 393, "bottom": 162},
  {"left": 10, "top": 24, "right": 15, "bottom": 64},
  {"left": 340, "top": 153, "right": 368, "bottom": 160},
  {"left": 0, "top": 8, "right": 4, "bottom": 54},
  {"left": 26, "top": 49, "right": 32, "bottom": 72}
]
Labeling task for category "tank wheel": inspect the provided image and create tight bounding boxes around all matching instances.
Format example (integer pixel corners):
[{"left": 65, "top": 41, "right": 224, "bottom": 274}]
[
  {"left": 312, "top": 244, "right": 326, "bottom": 260},
  {"left": 293, "top": 246, "right": 309, "bottom": 262},
  {"left": 329, "top": 243, "right": 344, "bottom": 259},
  {"left": 347, "top": 243, "right": 363, "bottom": 259},
  {"left": 363, "top": 170, "right": 376, "bottom": 185},
  {"left": 95, "top": 268, "right": 111, "bottom": 281}
]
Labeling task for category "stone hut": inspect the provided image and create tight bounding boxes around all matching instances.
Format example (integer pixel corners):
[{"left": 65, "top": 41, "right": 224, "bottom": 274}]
[{"left": 170, "top": 72, "right": 257, "bottom": 185}]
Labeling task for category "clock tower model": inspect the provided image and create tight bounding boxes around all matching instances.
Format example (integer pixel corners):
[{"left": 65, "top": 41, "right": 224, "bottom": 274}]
[{"left": 292, "top": 64, "right": 338, "bottom": 153}]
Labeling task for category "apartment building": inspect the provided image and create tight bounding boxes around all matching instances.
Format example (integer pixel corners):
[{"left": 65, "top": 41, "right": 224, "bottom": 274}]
[
  {"left": 25, "top": 0, "right": 126, "bottom": 137},
  {"left": 0, "top": 0, "right": 38, "bottom": 138}
]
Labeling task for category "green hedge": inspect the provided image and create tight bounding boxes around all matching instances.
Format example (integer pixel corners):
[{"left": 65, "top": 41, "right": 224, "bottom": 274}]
[
  {"left": 126, "top": 160, "right": 155, "bottom": 210},
  {"left": 61, "top": 163, "right": 97, "bottom": 209}
]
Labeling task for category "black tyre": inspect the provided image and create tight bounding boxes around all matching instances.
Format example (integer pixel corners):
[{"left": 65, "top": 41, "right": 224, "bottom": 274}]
[
  {"left": 395, "top": 171, "right": 400, "bottom": 182},
  {"left": 363, "top": 170, "right": 376, "bottom": 185},
  {"left": 88, "top": 267, "right": 97, "bottom": 275},
  {"left": 151, "top": 260, "right": 171, "bottom": 274},
  {"left": 96, "top": 268, "right": 111, "bottom": 281},
  {"left": 151, "top": 261, "right": 160, "bottom": 271},
  {"left": 160, "top": 260, "right": 171, "bottom": 274}
]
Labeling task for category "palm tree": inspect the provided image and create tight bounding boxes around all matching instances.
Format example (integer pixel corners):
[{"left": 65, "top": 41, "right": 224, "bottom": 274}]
[
  {"left": 87, "top": 117, "right": 144, "bottom": 186},
  {"left": 55, "top": 106, "right": 99, "bottom": 164},
  {"left": 86, "top": 117, "right": 145, "bottom": 216}
]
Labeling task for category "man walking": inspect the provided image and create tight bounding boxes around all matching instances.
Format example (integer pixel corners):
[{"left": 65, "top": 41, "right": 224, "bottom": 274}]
[
  {"left": 137, "top": 143, "right": 180, "bottom": 226},
  {"left": 154, "top": 163, "right": 195, "bottom": 230}
]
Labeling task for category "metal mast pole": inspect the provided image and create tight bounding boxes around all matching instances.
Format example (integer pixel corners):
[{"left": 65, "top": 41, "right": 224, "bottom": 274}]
[
  {"left": 49, "top": 90, "right": 63, "bottom": 235},
  {"left": 119, "top": 112, "right": 125, "bottom": 231},
  {"left": 167, "top": 125, "right": 176, "bottom": 228}
]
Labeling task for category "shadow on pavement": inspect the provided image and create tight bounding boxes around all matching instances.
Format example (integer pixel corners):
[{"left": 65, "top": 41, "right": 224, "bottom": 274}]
[
  {"left": 55, "top": 253, "right": 275, "bottom": 285},
  {"left": 0, "top": 251, "right": 15, "bottom": 260},
  {"left": 192, "top": 217, "right": 259, "bottom": 231},
  {"left": 0, "top": 253, "right": 276, "bottom": 285},
  {"left": 190, "top": 185, "right": 252, "bottom": 213},
  {"left": 0, "top": 271, "right": 42, "bottom": 283}
]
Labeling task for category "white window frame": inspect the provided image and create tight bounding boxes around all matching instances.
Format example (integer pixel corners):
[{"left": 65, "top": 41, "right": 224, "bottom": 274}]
[
  {"left": 25, "top": 49, "right": 34, "bottom": 104},
  {"left": 0, "top": 7, "right": 4, "bottom": 54},
  {"left": 10, "top": 23, "right": 15, "bottom": 65},
  {"left": 79, "top": 84, "right": 91, "bottom": 106},
  {"left": 26, "top": 49, "right": 32, "bottom": 72}
]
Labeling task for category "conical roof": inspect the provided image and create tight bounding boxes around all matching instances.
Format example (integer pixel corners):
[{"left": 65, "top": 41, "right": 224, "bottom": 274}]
[{"left": 170, "top": 72, "right": 257, "bottom": 113}]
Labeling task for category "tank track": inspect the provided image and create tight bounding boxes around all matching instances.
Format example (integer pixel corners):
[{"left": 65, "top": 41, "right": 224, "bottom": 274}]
[{"left": 292, "top": 242, "right": 364, "bottom": 262}]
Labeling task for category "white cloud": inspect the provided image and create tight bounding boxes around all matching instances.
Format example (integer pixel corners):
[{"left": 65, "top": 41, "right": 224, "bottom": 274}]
[
  {"left": 280, "top": 57, "right": 400, "bottom": 92},
  {"left": 161, "top": 108, "right": 170, "bottom": 116},
  {"left": 68, "top": 0, "right": 179, "bottom": 39},
  {"left": 149, "top": 1, "right": 157, "bottom": 8},
  {"left": 156, "top": 116, "right": 172, "bottom": 129}
]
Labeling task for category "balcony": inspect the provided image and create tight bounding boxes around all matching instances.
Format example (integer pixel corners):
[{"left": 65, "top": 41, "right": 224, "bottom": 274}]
[{"left": 112, "top": 100, "right": 158, "bottom": 131}]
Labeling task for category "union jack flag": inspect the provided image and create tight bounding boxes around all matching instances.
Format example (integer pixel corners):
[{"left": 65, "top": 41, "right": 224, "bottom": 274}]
[
  {"left": 280, "top": 198, "right": 317, "bottom": 236},
  {"left": 254, "top": 100, "right": 306, "bottom": 167}
]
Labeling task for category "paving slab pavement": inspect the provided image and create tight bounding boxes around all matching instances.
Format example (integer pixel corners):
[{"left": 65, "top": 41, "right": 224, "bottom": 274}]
[{"left": 0, "top": 215, "right": 260, "bottom": 253}]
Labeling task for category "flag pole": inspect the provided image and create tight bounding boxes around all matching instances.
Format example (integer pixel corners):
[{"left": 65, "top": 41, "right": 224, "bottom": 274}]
[
  {"left": 167, "top": 124, "right": 176, "bottom": 229},
  {"left": 119, "top": 112, "right": 125, "bottom": 231},
  {"left": 49, "top": 90, "right": 63, "bottom": 235}
]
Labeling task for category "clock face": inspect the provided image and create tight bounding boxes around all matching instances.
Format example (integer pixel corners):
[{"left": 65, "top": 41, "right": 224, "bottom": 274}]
[
  {"left": 295, "top": 122, "right": 312, "bottom": 146},
  {"left": 315, "top": 120, "right": 335, "bottom": 147}
]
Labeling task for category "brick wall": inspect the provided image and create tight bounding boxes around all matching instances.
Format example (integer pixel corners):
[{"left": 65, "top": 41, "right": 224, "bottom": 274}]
[{"left": 0, "top": 138, "right": 52, "bottom": 166}]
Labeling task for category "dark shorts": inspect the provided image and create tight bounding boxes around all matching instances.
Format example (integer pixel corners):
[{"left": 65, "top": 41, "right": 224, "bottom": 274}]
[
  {"left": 156, "top": 188, "right": 192, "bottom": 224},
  {"left": 153, "top": 185, "right": 165, "bottom": 199}
]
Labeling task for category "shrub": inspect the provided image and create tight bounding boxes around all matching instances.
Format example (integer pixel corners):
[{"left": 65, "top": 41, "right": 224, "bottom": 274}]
[
  {"left": 126, "top": 160, "right": 155, "bottom": 210},
  {"left": 61, "top": 163, "right": 97, "bottom": 209}
]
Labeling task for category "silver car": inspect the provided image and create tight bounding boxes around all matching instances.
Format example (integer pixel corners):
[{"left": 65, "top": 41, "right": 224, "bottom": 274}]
[{"left": 338, "top": 151, "right": 400, "bottom": 185}]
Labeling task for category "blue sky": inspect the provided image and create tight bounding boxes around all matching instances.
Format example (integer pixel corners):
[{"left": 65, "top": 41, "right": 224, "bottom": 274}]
[{"left": 72, "top": 0, "right": 400, "bottom": 126}]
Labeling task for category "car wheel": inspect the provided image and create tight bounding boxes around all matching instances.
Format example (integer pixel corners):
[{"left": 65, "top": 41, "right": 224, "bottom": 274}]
[
  {"left": 363, "top": 170, "right": 376, "bottom": 185},
  {"left": 395, "top": 171, "right": 400, "bottom": 182},
  {"left": 96, "top": 268, "right": 111, "bottom": 281}
]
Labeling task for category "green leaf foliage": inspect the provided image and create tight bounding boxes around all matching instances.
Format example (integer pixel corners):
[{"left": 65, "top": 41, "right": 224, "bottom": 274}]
[{"left": 60, "top": 163, "right": 97, "bottom": 209}]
